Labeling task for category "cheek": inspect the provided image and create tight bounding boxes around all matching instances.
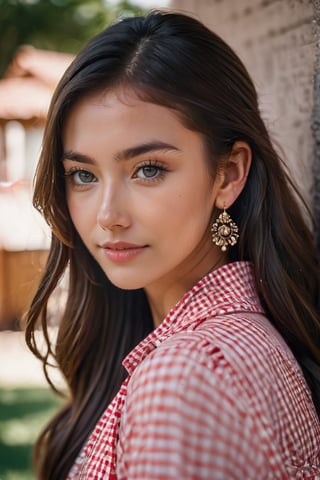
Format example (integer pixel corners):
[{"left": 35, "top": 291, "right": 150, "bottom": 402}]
[
  {"left": 137, "top": 190, "right": 187, "bottom": 225},
  {"left": 170, "top": 187, "right": 213, "bottom": 219},
  {"left": 145, "top": 189, "right": 211, "bottom": 238},
  {"left": 66, "top": 195, "right": 91, "bottom": 235}
]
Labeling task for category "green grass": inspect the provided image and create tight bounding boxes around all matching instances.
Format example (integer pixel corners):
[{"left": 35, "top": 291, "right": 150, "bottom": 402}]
[{"left": 0, "top": 387, "right": 62, "bottom": 480}]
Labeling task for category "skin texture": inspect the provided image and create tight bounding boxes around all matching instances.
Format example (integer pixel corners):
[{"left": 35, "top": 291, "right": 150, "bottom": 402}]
[{"left": 63, "top": 89, "right": 250, "bottom": 325}]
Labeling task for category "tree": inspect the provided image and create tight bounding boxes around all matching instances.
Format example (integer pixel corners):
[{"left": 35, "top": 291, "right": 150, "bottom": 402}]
[{"left": 0, "top": 0, "right": 146, "bottom": 76}]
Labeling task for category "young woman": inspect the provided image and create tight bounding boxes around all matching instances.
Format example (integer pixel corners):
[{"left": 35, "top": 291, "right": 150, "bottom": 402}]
[{"left": 25, "top": 10, "right": 320, "bottom": 480}]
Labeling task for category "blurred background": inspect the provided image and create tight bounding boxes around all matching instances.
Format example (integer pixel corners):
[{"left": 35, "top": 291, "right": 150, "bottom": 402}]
[{"left": 1, "top": 0, "right": 320, "bottom": 478}]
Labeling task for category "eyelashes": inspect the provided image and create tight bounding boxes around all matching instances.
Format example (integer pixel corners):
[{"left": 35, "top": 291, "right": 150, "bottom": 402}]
[
  {"left": 64, "top": 167, "right": 97, "bottom": 186},
  {"left": 64, "top": 159, "right": 169, "bottom": 187},
  {"left": 132, "top": 160, "right": 168, "bottom": 182}
]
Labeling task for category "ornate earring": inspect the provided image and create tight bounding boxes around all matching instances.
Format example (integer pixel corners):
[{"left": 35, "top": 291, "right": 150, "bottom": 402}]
[{"left": 211, "top": 207, "right": 239, "bottom": 252}]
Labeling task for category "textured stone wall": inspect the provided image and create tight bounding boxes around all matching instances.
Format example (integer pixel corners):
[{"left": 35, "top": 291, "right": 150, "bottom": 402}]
[
  {"left": 312, "top": 0, "right": 320, "bottom": 250},
  {"left": 170, "top": 0, "right": 318, "bottom": 231}
]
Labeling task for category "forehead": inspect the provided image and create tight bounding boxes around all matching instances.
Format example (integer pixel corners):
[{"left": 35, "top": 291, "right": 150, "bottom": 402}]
[
  {"left": 62, "top": 87, "right": 211, "bottom": 168},
  {"left": 65, "top": 87, "right": 176, "bottom": 121},
  {"left": 63, "top": 87, "right": 197, "bottom": 146}
]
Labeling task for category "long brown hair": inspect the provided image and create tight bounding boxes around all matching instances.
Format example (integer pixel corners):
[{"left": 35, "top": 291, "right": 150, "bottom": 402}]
[{"left": 25, "top": 10, "right": 320, "bottom": 479}]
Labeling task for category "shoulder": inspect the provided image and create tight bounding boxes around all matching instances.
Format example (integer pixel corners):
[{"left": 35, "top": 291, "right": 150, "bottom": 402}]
[
  {"left": 128, "top": 310, "right": 312, "bottom": 421},
  {"left": 127, "top": 312, "right": 269, "bottom": 415},
  {"left": 119, "top": 315, "right": 278, "bottom": 478},
  {"left": 119, "top": 312, "right": 320, "bottom": 478},
  {"left": 140, "top": 311, "right": 296, "bottom": 381},
  {"left": 167, "top": 310, "right": 303, "bottom": 379}
]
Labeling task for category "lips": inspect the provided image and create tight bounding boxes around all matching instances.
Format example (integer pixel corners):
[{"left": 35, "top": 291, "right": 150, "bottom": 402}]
[
  {"left": 101, "top": 241, "right": 145, "bottom": 250},
  {"left": 100, "top": 241, "right": 147, "bottom": 263}
]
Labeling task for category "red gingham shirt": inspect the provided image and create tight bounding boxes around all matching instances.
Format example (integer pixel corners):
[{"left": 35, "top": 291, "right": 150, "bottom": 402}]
[{"left": 67, "top": 261, "right": 320, "bottom": 479}]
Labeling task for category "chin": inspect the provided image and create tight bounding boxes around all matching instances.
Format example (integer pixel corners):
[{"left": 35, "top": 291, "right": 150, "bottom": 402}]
[{"left": 104, "top": 272, "right": 146, "bottom": 291}]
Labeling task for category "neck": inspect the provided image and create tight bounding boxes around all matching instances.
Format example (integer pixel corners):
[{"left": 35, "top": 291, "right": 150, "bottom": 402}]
[{"left": 145, "top": 253, "right": 227, "bottom": 327}]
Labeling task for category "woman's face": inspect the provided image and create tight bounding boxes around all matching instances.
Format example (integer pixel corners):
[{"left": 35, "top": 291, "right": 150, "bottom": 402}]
[{"left": 62, "top": 89, "right": 225, "bottom": 297}]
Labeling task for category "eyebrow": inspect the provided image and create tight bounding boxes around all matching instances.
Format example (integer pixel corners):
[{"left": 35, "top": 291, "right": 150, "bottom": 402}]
[
  {"left": 114, "top": 141, "right": 180, "bottom": 161},
  {"left": 62, "top": 151, "right": 93, "bottom": 164},
  {"left": 62, "top": 141, "right": 180, "bottom": 164}
]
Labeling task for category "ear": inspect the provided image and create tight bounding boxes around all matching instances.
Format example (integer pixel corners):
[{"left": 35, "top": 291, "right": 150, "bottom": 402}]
[{"left": 214, "top": 141, "right": 252, "bottom": 209}]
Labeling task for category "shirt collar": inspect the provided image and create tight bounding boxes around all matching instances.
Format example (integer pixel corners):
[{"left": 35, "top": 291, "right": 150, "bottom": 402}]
[{"left": 123, "top": 261, "right": 264, "bottom": 375}]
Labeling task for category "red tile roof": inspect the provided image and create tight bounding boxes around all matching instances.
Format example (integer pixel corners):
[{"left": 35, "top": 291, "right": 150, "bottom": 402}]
[{"left": 0, "top": 45, "right": 74, "bottom": 124}]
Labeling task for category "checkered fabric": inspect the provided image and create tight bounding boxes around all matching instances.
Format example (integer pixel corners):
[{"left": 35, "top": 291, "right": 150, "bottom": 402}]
[{"left": 67, "top": 261, "right": 320, "bottom": 479}]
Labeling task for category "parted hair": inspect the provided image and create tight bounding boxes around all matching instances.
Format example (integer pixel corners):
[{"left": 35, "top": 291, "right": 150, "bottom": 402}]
[{"left": 25, "top": 10, "right": 320, "bottom": 480}]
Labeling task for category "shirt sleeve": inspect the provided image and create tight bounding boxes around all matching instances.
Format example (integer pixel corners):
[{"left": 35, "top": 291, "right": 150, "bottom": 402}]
[{"left": 116, "top": 340, "right": 275, "bottom": 479}]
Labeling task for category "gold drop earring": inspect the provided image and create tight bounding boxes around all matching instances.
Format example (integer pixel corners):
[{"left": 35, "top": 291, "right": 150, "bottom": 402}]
[{"left": 211, "top": 206, "right": 239, "bottom": 252}]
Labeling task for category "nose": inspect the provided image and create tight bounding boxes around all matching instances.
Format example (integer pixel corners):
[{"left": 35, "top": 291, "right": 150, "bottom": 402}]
[{"left": 97, "top": 183, "right": 130, "bottom": 231}]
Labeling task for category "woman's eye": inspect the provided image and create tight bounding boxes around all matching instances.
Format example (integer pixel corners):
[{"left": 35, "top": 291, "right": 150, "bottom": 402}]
[
  {"left": 134, "top": 164, "right": 166, "bottom": 180},
  {"left": 65, "top": 169, "right": 97, "bottom": 185}
]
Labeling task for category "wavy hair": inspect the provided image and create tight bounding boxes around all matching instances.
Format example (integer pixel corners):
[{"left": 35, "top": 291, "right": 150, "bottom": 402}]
[{"left": 25, "top": 10, "right": 320, "bottom": 479}]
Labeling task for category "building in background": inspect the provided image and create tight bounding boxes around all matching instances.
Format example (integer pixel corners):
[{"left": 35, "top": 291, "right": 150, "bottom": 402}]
[
  {"left": 0, "top": 46, "right": 73, "bottom": 328},
  {"left": 0, "top": 45, "right": 74, "bottom": 182}
]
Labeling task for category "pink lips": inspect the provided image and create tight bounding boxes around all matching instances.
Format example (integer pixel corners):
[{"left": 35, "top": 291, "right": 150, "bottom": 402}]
[{"left": 101, "top": 241, "right": 147, "bottom": 263}]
